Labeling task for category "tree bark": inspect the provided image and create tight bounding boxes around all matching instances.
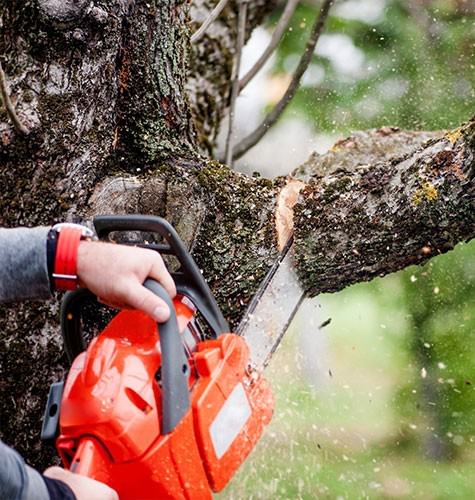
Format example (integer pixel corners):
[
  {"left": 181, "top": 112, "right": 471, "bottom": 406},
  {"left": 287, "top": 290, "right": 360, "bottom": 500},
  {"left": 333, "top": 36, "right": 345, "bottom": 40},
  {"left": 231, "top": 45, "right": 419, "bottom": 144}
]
[
  {"left": 0, "top": 1, "right": 473, "bottom": 469},
  {"left": 293, "top": 122, "right": 475, "bottom": 295}
]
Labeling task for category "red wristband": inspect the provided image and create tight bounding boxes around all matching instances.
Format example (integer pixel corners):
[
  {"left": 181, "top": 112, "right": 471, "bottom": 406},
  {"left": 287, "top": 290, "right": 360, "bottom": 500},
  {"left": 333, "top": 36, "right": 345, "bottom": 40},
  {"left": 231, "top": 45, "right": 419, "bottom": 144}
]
[{"left": 53, "top": 227, "right": 83, "bottom": 291}]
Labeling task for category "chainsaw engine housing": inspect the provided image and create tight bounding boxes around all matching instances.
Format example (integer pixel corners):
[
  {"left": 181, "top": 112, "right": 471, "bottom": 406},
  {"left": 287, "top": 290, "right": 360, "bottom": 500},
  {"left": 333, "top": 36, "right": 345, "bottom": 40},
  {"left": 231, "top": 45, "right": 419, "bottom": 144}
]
[{"left": 56, "top": 303, "right": 273, "bottom": 499}]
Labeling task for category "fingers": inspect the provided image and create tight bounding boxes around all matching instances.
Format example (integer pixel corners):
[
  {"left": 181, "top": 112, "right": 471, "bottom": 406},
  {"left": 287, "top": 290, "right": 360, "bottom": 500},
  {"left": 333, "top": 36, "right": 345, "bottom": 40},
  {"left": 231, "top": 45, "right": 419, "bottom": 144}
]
[
  {"left": 77, "top": 242, "right": 177, "bottom": 319},
  {"left": 125, "top": 282, "right": 171, "bottom": 323},
  {"left": 147, "top": 254, "right": 177, "bottom": 298},
  {"left": 44, "top": 466, "right": 118, "bottom": 500},
  {"left": 97, "top": 297, "right": 131, "bottom": 310}
]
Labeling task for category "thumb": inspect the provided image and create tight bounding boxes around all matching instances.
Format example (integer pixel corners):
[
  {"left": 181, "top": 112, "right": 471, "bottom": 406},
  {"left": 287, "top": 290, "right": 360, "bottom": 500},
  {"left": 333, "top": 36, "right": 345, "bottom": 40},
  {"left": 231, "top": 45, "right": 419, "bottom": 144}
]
[{"left": 126, "top": 283, "right": 171, "bottom": 323}]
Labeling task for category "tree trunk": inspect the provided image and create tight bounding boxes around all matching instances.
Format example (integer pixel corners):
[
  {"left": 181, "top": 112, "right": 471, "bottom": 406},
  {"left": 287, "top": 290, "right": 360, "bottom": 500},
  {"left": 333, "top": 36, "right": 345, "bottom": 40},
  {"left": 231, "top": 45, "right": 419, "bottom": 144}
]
[{"left": 0, "top": 1, "right": 473, "bottom": 468}]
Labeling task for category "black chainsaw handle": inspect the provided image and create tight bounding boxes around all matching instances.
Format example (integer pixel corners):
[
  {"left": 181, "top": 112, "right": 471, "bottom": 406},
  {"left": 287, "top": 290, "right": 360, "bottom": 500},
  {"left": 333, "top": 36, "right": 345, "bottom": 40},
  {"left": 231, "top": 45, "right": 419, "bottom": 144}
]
[
  {"left": 61, "top": 279, "right": 190, "bottom": 434},
  {"left": 60, "top": 288, "right": 92, "bottom": 362},
  {"left": 93, "top": 214, "right": 229, "bottom": 337},
  {"left": 143, "top": 279, "right": 190, "bottom": 434}
]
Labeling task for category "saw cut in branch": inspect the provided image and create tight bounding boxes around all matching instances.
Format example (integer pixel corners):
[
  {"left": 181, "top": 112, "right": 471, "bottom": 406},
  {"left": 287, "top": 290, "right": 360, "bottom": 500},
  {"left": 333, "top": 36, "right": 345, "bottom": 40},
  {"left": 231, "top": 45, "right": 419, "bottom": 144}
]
[
  {"left": 232, "top": 0, "right": 334, "bottom": 161},
  {"left": 0, "top": 62, "right": 29, "bottom": 135},
  {"left": 239, "top": 0, "right": 300, "bottom": 91},
  {"left": 276, "top": 178, "right": 305, "bottom": 251}
]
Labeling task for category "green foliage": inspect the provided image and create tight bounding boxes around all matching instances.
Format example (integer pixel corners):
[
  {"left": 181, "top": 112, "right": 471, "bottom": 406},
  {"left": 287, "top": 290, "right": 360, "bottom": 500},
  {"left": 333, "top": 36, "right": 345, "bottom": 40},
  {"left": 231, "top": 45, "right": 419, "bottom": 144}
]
[
  {"left": 395, "top": 242, "right": 475, "bottom": 458},
  {"left": 273, "top": 0, "right": 475, "bottom": 132}
]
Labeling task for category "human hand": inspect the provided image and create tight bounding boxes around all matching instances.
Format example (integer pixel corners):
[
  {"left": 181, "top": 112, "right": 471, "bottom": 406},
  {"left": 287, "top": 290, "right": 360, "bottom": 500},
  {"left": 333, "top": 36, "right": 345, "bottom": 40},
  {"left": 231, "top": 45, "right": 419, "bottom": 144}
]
[
  {"left": 76, "top": 241, "right": 176, "bottom": 322},
  {"left": 43, "top": 466, "right": 118, "bottom": 500}
]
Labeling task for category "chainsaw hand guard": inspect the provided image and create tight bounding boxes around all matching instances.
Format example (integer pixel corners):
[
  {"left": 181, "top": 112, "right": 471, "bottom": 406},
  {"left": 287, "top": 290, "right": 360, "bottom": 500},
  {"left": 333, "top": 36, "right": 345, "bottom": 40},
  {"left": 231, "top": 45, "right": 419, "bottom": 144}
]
[{"left": 93, "top": 214, "right": 229, "bottom": 336}]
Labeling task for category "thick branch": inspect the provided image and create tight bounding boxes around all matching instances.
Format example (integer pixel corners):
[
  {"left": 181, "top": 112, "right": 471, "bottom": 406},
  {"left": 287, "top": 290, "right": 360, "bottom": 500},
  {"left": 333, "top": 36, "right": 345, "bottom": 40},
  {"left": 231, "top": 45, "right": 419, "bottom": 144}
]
[
  {"left": 89, "top": 119, "right": 475, "bottom": 326},
  {"left": 293, "top": 119, "right": 475, "bottom": 295}
]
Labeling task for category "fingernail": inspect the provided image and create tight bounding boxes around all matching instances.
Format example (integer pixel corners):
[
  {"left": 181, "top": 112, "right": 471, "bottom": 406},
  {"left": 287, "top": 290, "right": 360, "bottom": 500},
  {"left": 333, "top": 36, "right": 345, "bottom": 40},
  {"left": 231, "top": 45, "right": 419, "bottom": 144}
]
[{"left": 153, "top": 305, "right": 170, "bottom": 323}]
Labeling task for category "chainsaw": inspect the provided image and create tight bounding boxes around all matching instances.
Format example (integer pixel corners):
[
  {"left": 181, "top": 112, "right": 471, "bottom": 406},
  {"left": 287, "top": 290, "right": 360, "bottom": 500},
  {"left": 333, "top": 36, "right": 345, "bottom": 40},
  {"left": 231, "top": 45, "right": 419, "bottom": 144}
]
[{"left": 41, "top": 214, "right": 304, "bottom": 499}]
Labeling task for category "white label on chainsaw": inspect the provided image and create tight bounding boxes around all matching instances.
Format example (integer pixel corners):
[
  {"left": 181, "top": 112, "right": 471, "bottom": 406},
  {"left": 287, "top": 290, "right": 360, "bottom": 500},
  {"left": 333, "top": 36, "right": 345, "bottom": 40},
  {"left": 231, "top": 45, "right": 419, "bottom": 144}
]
[{"left": 210, "top": 383, "right": 251, "bottom": 459}]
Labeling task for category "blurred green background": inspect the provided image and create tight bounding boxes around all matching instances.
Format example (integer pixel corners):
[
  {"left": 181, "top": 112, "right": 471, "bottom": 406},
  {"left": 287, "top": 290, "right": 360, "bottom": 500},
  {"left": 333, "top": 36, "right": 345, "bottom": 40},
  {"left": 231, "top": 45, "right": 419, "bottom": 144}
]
[{"left": 224, "top": 0, "right": 475, "bottom": 497}]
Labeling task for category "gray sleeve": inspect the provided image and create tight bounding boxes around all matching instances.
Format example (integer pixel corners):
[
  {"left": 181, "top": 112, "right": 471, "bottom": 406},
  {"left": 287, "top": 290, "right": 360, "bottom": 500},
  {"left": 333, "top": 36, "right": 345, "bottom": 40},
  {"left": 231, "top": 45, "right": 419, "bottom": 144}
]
[
  {"left": 0, "top": 440, "right": 50, "bottom": 500},
  {"left": 0, "top": 227, "right": 52, "bottom": 302}
]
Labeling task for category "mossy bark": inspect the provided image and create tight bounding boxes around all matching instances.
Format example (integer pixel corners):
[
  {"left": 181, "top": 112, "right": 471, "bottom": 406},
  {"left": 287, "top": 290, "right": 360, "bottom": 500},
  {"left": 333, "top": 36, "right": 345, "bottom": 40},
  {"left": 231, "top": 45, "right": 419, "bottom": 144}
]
[{"left": 0, "top": 1, "right": 473, "bottom": 471}]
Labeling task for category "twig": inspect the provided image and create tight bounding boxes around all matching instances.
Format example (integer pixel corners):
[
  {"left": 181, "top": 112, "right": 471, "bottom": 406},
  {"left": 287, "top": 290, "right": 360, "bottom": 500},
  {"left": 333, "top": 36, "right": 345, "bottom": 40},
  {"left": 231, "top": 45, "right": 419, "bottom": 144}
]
[
  {"left": 191, "top": 0, "right": 230, "bottom": 44},
  {"left": 224, "top": 0, "right": 248, "bottom": 167},
  {"left": 0, "top": 61, "right": 29, "bottom": 135},
  {"left": 239, "top": 0, "right": 300, "bottom": 91},
  {"left": 232, "top": 0, "right": 333, "bottom": 161}
]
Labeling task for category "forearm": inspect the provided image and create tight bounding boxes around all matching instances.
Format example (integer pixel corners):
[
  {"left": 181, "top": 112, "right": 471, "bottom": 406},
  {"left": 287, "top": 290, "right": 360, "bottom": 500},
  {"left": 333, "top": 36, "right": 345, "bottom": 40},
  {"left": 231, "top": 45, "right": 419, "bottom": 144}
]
[
  {"left": 0, "top": 440, "right": 49, "bottom": 500},
  {"left": 0, "top": 227, "right": 52, "bottom": 302},
  {"left": 0, "top": 440, "right": 77, "bottom": 500}
]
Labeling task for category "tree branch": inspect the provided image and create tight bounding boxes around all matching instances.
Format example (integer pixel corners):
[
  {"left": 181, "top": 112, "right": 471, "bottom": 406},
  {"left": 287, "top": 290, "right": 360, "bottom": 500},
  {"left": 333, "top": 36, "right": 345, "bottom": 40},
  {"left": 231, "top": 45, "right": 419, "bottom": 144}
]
[
  {"left": 224, "top": 0, "right": 248, "bottom": 167},
  {"left": 190, "top": 0, "right": 231, "bottom": 44},
  {"left": 187, "top": 1, "right": 279, "bottom": 152},
  {"left": 293, "top": 118, "right": 475, "bottom": 296},
  {"left": 239, "top": 0, "right": 300, "bottom": 91},
  {"left": 232, "top": 0, "right": 333, "bottom": 161},
  {"left": 90, "top": 118, "right": 474, "bottom": 326},
  {"left": 0, "top": 62, "right": 29, "bottom": 135}
]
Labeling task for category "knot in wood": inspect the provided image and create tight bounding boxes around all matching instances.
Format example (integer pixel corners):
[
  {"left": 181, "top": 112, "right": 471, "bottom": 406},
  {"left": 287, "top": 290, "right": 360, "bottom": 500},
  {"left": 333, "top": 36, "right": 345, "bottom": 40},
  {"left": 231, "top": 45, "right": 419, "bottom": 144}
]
[{"left": 38, "top": 0, "right": 90, "bottom": 25}]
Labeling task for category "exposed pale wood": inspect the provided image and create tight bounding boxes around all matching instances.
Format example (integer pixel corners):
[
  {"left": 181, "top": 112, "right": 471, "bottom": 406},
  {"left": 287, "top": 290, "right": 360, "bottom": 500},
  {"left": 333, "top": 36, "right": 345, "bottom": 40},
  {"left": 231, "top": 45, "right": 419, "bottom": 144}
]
[{"left": 276, "top": 178, "right": 305, "bottom": 251}]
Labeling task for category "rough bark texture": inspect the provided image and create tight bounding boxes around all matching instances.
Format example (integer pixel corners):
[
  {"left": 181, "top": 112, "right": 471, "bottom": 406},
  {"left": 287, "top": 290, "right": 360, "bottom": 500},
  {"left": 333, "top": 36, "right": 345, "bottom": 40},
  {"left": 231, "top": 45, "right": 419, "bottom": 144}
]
[
  {"left": 0, "top": 0, "right": 473, "bottom": 471},
  {"left": 293, "top": 122, "right": 474, "bottom": 296}
]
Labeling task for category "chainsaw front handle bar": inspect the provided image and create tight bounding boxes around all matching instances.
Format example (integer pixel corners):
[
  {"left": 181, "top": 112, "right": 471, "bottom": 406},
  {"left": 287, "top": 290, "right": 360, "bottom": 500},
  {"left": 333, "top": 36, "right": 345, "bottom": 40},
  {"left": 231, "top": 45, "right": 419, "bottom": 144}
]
[
  {"left": 93, "top": 215, "right": 229, "bottom": 336},
  {"left": 143, "top": 279, "right": 190, "bottom": 433},
  {"left": 61, "top": 279, "right": 191, "bottom": 434}
]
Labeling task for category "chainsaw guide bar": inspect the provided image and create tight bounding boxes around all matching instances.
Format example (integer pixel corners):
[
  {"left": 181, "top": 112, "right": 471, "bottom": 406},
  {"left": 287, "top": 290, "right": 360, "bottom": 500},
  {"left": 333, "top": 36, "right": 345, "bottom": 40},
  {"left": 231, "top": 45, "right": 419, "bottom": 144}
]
[{"left": 237, "top": 240, "right": 305, "bottom": 370}]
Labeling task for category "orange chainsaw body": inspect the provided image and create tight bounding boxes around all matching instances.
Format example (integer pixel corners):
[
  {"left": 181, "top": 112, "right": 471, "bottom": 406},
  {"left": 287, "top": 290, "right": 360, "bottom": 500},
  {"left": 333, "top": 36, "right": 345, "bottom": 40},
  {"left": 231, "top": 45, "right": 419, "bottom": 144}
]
[{"left": 56, "top": 298, "right": 273, "bottom": 499}]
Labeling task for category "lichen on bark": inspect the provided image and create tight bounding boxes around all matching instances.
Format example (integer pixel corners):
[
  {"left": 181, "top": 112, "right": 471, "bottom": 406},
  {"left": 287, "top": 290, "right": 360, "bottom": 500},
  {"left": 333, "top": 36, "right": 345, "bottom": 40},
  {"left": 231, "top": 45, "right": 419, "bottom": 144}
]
[
  {"left": 191, "top": 163, "right": 280, "bottom": 326},
  {"left": 293, "top": 118, "right": 475, "bottom": 296}
]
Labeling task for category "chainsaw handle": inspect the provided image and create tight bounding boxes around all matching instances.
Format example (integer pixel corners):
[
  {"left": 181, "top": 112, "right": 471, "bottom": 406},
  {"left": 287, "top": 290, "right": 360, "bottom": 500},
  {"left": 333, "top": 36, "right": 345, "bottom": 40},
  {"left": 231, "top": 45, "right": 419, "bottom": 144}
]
[
  {"left": 93, "top": 214, "right": 229, "bottom": 337},
  {"left": 61, "top": 288, "right": 96, "bottom": 363},
  {"left": 143, "top": 279, "right": 190, "bottom": 434}
]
